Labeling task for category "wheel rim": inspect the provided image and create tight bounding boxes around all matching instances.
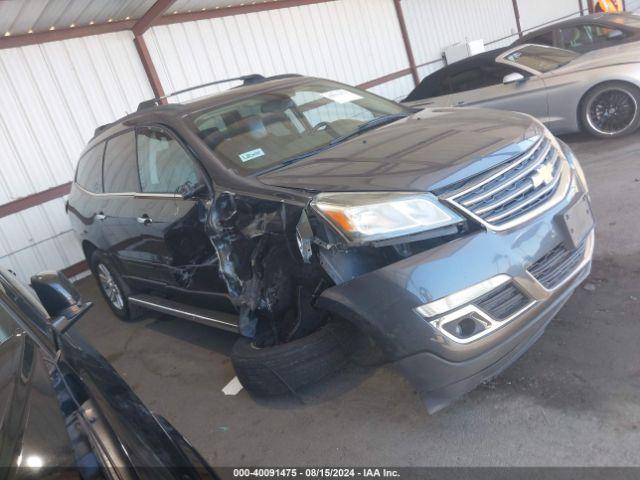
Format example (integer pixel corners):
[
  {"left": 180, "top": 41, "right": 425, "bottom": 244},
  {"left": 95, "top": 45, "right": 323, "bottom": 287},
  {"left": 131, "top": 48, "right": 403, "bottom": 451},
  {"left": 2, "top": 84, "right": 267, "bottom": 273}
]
[
  {"left": 97, "top": 263, "right": 124, "bottom": 310},
  {"left": 586, "top": 88, "right": 638, "bottom": 136}
]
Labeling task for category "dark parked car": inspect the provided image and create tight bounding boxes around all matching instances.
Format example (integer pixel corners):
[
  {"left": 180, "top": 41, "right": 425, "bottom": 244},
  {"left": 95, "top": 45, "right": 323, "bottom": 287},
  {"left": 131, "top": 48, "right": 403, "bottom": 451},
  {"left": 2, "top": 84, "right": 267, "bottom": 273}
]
[
  {"left": 0, "top": 267, "right": 215, "bottom": 478},
  {"left": 512, "top": 13, "right": 640, "bottom": 53},
  {"left": 67, "top": 75, "right": 594, "bottom": 412}
]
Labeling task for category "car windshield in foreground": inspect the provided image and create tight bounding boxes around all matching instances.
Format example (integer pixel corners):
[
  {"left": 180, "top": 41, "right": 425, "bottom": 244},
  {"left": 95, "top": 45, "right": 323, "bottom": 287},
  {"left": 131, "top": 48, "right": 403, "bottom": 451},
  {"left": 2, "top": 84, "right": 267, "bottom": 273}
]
[
  {"left": 189, "top": 80, "right": 411, "bottom": 173},
  {"left": 503, "top": 45, "right": 579, "bottom": 73}
]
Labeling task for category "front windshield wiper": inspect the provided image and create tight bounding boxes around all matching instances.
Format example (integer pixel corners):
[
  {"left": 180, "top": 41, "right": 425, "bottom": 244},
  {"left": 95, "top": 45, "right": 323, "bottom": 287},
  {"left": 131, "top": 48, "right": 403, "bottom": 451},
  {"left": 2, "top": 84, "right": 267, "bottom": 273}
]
[
  {"left": 279, "top": 112, "right": 411, "bottom": 166},
  {"left": 328, "top": 112, "right": 411, "bottom": 146}
]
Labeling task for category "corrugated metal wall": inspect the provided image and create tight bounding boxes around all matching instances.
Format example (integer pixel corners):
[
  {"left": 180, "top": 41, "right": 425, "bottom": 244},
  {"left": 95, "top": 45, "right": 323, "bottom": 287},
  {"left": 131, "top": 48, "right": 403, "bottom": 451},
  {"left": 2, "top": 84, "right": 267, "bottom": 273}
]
[
  {"left": 0, "top": 31, "right": 153, "bottom": 281},
  {"left": 518, "top": 0, "right": 581, "bottom": 32},
  {"left": 626, "top": 0, "right": 640, "bottom": 11},
  {"left": 144, "top": 0, "right": 413, "bottom": 102},
  {"left": 403, "top": 0, "right": 518, "bottom": 74},
  {"left": 0, "top": 0, "right": 614, "bottom": 281}
]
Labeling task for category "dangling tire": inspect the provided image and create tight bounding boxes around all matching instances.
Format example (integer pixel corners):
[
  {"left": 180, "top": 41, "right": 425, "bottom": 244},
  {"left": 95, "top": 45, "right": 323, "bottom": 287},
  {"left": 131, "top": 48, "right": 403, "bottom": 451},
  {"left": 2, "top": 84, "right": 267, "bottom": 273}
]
[
  {"left": 580, "top": 82, "right": 640, "bottom": 139},
  {"left": 230, "top": 321, "right": 357, "bottom": 396},
  {"left": 90, "top": 251, "right": 142, "bottom": 321}
]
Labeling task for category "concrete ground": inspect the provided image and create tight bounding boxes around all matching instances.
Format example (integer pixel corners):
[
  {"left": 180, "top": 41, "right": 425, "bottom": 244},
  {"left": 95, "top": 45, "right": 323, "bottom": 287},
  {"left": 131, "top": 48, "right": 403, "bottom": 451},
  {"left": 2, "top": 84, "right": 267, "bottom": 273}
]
[{"left": 73, "top": 132, "right": 640, "bottom": 467}]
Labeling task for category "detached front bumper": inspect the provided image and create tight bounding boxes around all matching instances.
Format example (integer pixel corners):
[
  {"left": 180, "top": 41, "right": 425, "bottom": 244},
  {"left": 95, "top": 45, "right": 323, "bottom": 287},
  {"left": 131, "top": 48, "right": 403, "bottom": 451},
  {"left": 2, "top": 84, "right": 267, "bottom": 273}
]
[{"left": 317, "top": 145, "right": 594, "bottom": 413}]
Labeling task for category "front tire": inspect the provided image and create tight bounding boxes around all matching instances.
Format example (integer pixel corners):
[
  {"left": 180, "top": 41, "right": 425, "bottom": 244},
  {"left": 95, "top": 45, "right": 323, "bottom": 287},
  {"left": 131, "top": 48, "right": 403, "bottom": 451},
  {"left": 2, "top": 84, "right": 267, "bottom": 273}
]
[
  {"left": 90, "top": 251, "right": 141, "bottom": 321},
  {"left": 231, "top": 321, "right": 356, "bottom": 396},
  {"left": 580, "top": 82, "right": 640, "bottom": 138}
]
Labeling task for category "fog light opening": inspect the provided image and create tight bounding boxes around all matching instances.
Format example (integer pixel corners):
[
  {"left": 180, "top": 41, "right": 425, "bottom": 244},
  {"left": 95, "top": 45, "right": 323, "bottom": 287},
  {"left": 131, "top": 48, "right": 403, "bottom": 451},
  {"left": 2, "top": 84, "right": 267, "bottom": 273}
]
[{"left": 442, "top": 316, "right": 488, "bottom": 340}]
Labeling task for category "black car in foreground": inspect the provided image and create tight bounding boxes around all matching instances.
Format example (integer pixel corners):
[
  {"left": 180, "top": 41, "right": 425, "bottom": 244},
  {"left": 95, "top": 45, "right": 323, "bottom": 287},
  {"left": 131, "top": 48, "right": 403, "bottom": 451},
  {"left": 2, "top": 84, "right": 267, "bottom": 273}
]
[
  {"left": 67, "top": 75, "right": 594, "bottom": 412},
  {"left": 512, "top": 12, "right": 640, "bottom": 53},
  {"left": 0, "top": 267, "right": 215, "bottom": 478}
]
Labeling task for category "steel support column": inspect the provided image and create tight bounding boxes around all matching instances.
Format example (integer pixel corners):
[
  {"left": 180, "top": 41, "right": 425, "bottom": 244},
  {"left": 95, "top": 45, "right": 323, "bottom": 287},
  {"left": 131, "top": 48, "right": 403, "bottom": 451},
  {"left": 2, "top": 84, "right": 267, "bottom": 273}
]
[
  {"left": 393, "top": 0, "right": 419, "bottom": 87},
  {"left": 512, "top": 0, "right": 523, "bottom": 38}
]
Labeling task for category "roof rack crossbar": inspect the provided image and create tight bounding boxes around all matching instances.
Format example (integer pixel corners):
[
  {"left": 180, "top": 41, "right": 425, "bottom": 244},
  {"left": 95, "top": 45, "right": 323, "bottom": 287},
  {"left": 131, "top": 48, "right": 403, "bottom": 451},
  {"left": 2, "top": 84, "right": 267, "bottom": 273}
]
[{"left": 137, "top": 74, "right": 265, "bottom": 111}]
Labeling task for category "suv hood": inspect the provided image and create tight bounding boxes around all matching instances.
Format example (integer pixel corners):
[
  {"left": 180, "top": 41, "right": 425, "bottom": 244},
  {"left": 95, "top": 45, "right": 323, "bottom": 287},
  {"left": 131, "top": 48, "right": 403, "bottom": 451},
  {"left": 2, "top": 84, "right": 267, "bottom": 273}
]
[{"left": 257, "top": 108, "right": 543, "bottom": 193}]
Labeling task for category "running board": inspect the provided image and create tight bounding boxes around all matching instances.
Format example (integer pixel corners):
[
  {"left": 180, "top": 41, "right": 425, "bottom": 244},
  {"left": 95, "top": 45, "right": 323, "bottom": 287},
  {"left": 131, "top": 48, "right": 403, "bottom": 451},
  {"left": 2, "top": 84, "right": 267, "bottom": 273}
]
[{"left": 129, "top": 294, "right": 240, "bottom": 333}]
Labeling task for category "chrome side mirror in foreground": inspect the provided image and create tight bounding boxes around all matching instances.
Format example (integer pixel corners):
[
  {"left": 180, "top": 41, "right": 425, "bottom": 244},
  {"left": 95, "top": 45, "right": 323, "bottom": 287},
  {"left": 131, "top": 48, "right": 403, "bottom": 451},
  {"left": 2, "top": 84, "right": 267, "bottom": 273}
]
[
  {"left": 30, "top": 271, "right": 93, "bottom": 337},
  {"left": 503, "top": 72, "right": 526, "bottom": 85}
]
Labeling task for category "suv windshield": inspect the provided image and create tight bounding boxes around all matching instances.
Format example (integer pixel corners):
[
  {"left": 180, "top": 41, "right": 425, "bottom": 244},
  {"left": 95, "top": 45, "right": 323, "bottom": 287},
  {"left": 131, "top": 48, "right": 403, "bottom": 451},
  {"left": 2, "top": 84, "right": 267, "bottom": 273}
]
[
  {"left": 189, "top": 80, "right": 410, "bottom": 172},
  {"left": 503, "top": 45, "right": 579, "bottom": 73}
]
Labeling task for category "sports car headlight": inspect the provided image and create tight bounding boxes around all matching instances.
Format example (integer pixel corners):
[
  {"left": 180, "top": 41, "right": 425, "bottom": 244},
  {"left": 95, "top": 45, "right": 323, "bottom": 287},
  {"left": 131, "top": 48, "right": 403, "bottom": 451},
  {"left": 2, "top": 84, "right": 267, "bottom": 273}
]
[{"left": 311, "top": 192, "right": 463, "bottom": 243}]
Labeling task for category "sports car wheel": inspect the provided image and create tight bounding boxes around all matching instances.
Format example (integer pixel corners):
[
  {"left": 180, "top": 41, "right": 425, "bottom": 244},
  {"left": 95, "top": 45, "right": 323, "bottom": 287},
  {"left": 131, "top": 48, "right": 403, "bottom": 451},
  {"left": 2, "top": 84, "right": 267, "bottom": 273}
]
[{"left": 582, "top": 83, "right": 640, "bottom": 138}]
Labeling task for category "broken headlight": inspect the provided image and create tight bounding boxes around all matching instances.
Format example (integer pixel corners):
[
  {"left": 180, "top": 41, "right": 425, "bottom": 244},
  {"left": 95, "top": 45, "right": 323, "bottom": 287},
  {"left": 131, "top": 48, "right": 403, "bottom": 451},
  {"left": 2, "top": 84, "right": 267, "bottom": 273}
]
[{"left": 311, "top": 192, "right": 463, "bottom": 244}]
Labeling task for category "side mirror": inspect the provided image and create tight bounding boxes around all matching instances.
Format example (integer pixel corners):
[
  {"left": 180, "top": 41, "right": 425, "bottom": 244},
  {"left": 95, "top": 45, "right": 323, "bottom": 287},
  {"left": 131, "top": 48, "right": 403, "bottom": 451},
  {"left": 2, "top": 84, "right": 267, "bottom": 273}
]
[
  {"left": 180, "top": 182, "right": 209, "bottom": 200},
  {"left": 503, "top": 72, "right": 526, "bottom": 85},
  {"left": 30, "top": 271, "right": 93, "bottom": 336}
]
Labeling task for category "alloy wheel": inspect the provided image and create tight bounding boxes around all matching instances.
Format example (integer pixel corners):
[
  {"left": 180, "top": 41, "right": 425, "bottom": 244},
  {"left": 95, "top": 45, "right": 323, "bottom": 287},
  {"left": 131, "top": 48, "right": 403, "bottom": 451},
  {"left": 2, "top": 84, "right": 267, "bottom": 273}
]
[
  {"left": 97, "top": 263, "right": 124, "bottom": 310},
  {"left": 586, "top": 88, "right": 638, "bottom": 136}
]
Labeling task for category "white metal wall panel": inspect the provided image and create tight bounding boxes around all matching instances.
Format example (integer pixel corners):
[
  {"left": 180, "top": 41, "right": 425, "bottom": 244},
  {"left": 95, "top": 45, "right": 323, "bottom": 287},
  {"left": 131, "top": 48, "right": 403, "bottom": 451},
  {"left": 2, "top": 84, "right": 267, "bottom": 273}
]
[
  {"left": 0, "top": 30, "right": 153, "bottom": 282},
  {"left": 517, "top": 0, "right": 581, "bottom": 32},
  {"left": 626, "top": 0, "right": 640, "bottom": 11},
  {"left": 402, "top": 0, "right": 518, "bottom": 69},
  {"left": 144, "top": 0, "right": 412, "bottom": 101}
]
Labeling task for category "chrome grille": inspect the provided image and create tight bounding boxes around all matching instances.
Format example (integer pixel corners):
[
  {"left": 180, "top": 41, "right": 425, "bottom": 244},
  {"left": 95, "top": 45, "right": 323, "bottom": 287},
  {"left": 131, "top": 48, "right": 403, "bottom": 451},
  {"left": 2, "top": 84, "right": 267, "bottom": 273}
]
[
  {"left": 475, "top": 283, "right": 531, "bottom": 321},
  {"left": 528, "top": 240, "right": 587, "bottom": 289},
  {"left": 443, "top": 136, "right": 569, "bottom": 229}
]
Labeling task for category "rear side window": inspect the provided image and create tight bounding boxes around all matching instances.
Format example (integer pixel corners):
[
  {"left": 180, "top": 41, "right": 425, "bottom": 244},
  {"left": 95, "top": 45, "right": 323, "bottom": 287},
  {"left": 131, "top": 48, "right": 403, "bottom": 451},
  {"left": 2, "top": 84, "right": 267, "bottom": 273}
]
[
  {"left": 75, "top": 143, "right": 105, "bottom": 193},
  {"left": 527, "top": 30, "right": 556, "bottom": 47},
  {"left": 136, "top": 128, "right": 202, "bottom": 194},
  {"left": 103, "top": 131, "right": 140, "bottom": 193},
  {"left": 559, "top": 24, "right": 627, "bottom": 49},
  {"left": 0, "top": 304, "right": 15, "bottom": 345}
]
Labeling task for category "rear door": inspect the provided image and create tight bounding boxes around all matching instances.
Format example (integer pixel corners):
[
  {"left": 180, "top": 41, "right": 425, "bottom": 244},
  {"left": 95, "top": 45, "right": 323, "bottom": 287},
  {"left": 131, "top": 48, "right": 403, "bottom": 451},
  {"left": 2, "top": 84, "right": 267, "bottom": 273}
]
[
  {"left": 447, "top": 61, "right": 549, "bottom": 121},
  {"left": 100, "top": 130, "right": 146, "bottom": 278}
]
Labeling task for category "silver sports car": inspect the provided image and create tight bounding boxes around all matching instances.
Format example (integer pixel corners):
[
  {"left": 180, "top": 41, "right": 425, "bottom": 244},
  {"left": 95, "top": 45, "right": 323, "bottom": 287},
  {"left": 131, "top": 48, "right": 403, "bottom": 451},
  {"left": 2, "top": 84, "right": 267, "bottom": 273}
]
[{"left": 404, "top": 43, "right": 640, "bottom": 138}]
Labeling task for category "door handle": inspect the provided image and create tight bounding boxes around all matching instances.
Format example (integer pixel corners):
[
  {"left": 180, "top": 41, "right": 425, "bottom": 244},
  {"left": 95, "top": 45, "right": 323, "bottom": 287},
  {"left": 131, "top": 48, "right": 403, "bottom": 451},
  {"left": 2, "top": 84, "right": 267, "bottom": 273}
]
[
  {"left": 137, "top": 214, "right": 153, "bottom": 225},
  {"left": 95, "top": 213, "right": 106, "bottom": 221},
  {"left": 456, "top": 100, "right": 466, "bottom": 106}
]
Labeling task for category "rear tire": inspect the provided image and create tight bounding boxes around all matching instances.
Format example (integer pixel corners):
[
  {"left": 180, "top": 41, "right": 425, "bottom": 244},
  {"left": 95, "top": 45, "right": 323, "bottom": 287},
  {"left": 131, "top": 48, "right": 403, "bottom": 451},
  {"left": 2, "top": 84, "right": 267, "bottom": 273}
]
[
  {"left": 90, "top": 251, "right": 142, "bottom": 322},
  {"left": 580, "top": 82, "right": 640, "bottom": 138},
  {"left": 231, "top": 321, "right": 356, "bottom": 396}
]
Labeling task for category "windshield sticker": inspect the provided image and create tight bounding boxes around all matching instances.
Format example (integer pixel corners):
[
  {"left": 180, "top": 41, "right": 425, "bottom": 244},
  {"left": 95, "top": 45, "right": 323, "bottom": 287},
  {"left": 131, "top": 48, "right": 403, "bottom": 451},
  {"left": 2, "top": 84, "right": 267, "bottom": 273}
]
[
  {"left": 239, "top": 148, "right": 265, "bottom": 162},
  {"left": 322, "top": 89, "right": 363, "bottom": 104}
]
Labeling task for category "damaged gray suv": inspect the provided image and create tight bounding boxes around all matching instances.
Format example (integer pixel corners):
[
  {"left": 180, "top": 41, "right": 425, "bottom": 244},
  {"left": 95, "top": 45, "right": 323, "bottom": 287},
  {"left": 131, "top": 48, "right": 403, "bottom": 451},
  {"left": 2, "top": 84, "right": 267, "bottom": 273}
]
[{"left": 67, "top": 74, "right": 594, "bottom": 412}]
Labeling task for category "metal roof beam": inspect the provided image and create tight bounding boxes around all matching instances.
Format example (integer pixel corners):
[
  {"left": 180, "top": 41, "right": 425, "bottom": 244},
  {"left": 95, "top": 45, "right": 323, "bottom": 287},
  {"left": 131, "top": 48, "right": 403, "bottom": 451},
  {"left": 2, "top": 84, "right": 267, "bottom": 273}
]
[
  {"left": 153, "top": 0, "right": 336, "bottom": 27},
  {"left": 132, "top": 0, "right": 176, "bottom": 37},
  {"left": 0, "top": 19, "right": 135, "bottom": 50}
]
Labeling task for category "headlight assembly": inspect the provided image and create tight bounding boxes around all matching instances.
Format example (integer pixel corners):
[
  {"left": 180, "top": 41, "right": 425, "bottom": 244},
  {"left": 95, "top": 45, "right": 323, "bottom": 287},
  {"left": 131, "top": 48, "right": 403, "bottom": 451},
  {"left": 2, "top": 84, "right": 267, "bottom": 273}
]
[{"left": 311, "top": 192, "right": 464, "bottom": 244}]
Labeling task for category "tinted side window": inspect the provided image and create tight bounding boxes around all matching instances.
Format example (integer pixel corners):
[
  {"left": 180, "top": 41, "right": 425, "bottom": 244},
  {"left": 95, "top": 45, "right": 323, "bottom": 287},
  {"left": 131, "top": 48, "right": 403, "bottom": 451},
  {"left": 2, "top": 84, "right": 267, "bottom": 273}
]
[
  {"left": 449, "top": 69, "right": 487, "bottom": 93},
  {"left": 560, "top": 25, "right": 626, "bottom": 48},
  {"left": 528, "top": 30, "right": 556, "bottom": 47},
  {"left": 0, "top": 304, "right": 14, "bottom": 345},
  {"left": 137, "top": 128, "right": 202, "bottom": 194},
  {"left": 103, "top": 131, "right": 139, "bottom": 193},
  {"left": 75, "top": 143, "right": 105, "bottom": 193}
]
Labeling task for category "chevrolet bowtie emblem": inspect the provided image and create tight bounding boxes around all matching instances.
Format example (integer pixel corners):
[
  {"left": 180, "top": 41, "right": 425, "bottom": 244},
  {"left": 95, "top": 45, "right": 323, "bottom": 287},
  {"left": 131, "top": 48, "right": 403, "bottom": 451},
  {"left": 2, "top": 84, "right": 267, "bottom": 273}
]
[{"left": 531, "top": 163, "right": 554, "bottom": 188}]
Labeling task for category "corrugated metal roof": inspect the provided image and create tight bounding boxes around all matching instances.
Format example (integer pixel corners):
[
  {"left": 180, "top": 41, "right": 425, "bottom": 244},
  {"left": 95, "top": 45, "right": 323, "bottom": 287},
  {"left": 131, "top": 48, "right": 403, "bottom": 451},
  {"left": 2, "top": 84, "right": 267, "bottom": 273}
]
[
  {"left": 0, "top": 0, "right": 155, "bottom": 36},
  {"left": 0, "top": 0, "right": 270, "bottom": 36}
]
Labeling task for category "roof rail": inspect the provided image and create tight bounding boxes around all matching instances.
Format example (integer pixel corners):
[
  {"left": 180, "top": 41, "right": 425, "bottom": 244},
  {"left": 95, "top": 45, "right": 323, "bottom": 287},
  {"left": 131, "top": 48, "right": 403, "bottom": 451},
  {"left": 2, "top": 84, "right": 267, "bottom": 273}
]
[
  {"left": 136, "top": 74, "right": 266, "bottom": 111},
  {"left": 94, "top": 123, "right": 113, "bottom": 137}
]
